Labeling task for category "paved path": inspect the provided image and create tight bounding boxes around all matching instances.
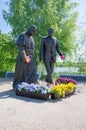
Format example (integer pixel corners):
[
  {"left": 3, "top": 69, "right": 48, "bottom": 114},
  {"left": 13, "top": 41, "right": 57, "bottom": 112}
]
[{"left": 0, "top": 78, "right": 86, "bottom": 130}]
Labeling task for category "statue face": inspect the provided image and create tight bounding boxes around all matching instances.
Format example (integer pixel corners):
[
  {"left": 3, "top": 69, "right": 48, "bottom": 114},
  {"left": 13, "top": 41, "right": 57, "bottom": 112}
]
[
  {"left": 28, "top": 25, "right": 37, "bottom": 36},
  {"left": 30, "top": 28, "right": 36, "bottom": 36},
  {"left": 48, "top": 28, "right": 54, "bottom": 37}
]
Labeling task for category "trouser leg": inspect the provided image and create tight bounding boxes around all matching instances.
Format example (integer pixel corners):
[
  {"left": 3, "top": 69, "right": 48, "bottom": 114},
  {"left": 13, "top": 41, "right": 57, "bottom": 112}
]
[
  {"left": 50, "top": 60, "right": 54, "bottom": 74},
  {"left": 44, "top": 60, "right": 53, "bottom": 84}
]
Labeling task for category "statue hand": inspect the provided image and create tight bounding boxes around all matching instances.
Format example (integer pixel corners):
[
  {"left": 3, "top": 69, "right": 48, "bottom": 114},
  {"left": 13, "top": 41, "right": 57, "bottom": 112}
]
[{"left": 26, "top": 56, "right": 31, "bottom": 63}]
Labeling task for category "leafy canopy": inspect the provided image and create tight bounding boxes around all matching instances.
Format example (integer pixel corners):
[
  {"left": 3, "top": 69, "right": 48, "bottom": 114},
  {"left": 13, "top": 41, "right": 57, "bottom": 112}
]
[
  {"left": 3, "top": 0, "right": 78, "bottom": 63},
  {"left": 0, "top": 34, "right": 17, "bottom": 71}
]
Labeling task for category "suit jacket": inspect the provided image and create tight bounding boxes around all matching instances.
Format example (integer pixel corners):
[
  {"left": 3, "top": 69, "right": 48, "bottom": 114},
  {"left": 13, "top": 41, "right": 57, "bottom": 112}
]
[{"left": 40, "top": 36, "right": 63, "bottom": 62}]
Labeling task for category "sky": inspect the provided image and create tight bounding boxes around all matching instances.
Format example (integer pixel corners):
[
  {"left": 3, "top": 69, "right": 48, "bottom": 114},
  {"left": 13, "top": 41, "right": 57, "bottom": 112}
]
[
  {"left": 0, "top": 0, "right": 11, "bottom": 33},
  {"left": 0, "top": 0, "right": 86, "bottom": 34}
]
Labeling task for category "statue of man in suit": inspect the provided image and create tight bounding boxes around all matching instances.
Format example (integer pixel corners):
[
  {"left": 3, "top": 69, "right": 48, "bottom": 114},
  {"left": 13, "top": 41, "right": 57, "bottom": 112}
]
[{"left": 40, "top": 28, "right": 65, "bottom": 84}]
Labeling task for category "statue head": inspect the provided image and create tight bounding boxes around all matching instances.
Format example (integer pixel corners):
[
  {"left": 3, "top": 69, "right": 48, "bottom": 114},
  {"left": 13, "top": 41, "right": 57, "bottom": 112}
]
[
  {"left": 48, "top": 28, "right": 54, "bottom": 37},
  {"left": 27, "top": 25, "right": 37, "bottom": 36}
]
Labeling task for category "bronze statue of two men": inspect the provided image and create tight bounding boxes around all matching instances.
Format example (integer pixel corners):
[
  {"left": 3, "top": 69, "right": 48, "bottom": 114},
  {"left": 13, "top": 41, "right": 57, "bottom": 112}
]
[{"left": 13, "top": 26, "right": 65, "bottom": 89}]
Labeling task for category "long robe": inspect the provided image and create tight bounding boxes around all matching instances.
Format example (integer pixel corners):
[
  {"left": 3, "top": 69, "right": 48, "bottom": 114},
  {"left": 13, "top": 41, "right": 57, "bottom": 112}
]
[{"left": 13, "top": 33, "right": 37, "bottom": 88}]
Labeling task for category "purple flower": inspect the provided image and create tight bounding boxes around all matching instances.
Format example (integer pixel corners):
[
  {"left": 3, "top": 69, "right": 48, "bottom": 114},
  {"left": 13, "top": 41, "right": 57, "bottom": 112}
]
[{"left": 55, "top": 77, "right": 77, "bottom": 85}]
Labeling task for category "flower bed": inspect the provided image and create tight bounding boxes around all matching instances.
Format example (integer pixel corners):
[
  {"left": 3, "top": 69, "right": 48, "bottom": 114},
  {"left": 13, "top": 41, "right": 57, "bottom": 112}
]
[
  {"left": 55, "top": 77, "right": 77, "bottom": 85},
  {"left": 16, "top": 89, "right": 49, "bottom": 100},
  {"left": 15, "top": 78, "right": 77, "bottom": 100},
  {"left": 51, "top": 77, "right": 77, "bottom": 99},
  {"left": 15, "top": 82, "right": 51, "bottom": 100}
]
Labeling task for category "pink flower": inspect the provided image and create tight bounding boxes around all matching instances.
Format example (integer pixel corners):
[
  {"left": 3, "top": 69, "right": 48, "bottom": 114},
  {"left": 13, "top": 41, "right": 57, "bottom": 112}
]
[{"left": 60, "top": 55, "right": 65, "bottom": 59}]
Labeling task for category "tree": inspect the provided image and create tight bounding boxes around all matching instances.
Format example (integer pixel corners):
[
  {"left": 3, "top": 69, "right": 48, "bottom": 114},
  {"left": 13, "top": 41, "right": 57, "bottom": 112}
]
[
  {"left": 0, "top": 34, "right": 17, "bottom": 71},
  {"left": 3, "top": 0, "right": 78, "bottom": 63},
  {"left": 77, "top": 30, "right": 86, "bottom": 74}
]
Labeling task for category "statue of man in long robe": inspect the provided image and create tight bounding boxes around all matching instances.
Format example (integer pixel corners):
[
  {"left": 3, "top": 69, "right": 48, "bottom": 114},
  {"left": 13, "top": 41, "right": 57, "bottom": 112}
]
[{"left": 13, "top": 25, "right": 37, "bottom": 89}]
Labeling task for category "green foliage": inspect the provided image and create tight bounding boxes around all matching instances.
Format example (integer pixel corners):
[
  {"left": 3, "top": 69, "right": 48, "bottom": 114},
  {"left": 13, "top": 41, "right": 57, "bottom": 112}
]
[
  {"left": 3, "top": 0, "right": 78, "bottom": 63},
  {"left": 77, "top": 62, "right": 86, "bottom": 75},
  {"left": 0, "top": 34, "right": 17, "bottom": 71},
  {"left": 0, "top": 71, "right": 6, "bottom": 77}
]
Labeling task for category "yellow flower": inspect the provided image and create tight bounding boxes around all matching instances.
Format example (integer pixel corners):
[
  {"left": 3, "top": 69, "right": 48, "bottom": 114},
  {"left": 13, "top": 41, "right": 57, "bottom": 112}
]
[{"left": 51, "top": 82, "right": 77, "bottom": 97}]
